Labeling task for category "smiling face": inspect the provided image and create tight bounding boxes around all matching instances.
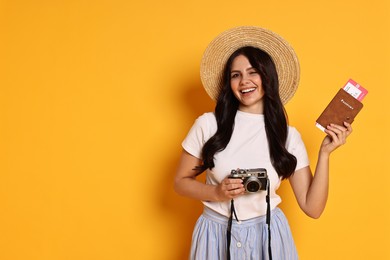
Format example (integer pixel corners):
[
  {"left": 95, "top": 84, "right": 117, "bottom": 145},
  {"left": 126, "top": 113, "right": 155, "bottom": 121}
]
[{"left": 230, "top": 54, "right": 265, "bottom": 114}]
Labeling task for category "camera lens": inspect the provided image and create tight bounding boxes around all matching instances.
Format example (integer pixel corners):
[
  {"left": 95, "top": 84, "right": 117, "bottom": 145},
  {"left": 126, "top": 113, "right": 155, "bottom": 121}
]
[{"left": 246, "top": 180, "right": 260, "bottom": 193}]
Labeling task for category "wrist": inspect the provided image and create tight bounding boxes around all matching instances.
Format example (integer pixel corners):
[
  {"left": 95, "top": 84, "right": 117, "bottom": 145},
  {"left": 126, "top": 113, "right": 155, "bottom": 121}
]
[
  {"left": 318, "top": 149, "right": 330, "bottom": 160},
  {"left": 212, "top": 184, "right": 222, "bottom": 202}
]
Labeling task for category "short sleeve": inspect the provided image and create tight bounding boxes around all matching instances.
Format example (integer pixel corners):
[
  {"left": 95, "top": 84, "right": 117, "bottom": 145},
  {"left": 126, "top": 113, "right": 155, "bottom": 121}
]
[
  {"left": 182, "top": 113, "right": 216, "bottom": 159},
  {"left": 286, "top": 127, "right": 310, "bottom": 171}
]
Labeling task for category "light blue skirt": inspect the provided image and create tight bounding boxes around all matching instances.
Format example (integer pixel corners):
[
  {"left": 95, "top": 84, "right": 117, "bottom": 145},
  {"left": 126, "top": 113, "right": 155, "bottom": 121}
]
[{"left": 190, "top": 207, "right": 298, "bottom": 260}]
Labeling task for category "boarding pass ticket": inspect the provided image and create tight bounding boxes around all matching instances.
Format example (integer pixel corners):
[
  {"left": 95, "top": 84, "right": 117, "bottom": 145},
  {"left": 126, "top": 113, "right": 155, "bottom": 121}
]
[{"left": 343, "top": 79, "right": 368, "bottom": 101}]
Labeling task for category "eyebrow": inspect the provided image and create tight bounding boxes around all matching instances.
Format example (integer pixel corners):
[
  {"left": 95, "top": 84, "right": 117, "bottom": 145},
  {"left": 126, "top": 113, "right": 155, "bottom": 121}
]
[{"left": 230, "top": 67, "right": 256, "bottom": 73}]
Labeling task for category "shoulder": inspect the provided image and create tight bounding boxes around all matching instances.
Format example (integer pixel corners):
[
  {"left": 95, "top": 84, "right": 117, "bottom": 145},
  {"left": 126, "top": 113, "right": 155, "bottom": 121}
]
[
  {"left": 181, "top": 112, "right": 216, "bottom": 158},
  {"left": 196, "top": 112, "right": 215, "bottom": 122},
  {"left": 286, "top": 126, "right": 305, "bottom": 147},
  {"left": 193, "top": 112, "right": 217, "bottom": 130},
  {"left": 287, "top": 126, "right": 301, "bottom": 138},
  {"left": 287, "top": 125, "right": 310, "bottom": 168},
  {"left": 185, "top": 112, "right": 217, "bottom": 140}
]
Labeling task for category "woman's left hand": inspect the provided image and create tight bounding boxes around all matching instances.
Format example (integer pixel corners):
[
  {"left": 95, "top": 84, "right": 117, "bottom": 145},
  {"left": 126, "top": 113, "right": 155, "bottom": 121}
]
[{"left": 321, "top": 122, "right": 352, "bottom": 155}]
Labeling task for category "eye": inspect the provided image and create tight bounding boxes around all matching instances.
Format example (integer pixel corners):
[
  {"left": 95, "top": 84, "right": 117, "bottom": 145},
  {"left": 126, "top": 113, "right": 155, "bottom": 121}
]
[{"left": 231, "top": 73, "right": 239, "bottom": 79}]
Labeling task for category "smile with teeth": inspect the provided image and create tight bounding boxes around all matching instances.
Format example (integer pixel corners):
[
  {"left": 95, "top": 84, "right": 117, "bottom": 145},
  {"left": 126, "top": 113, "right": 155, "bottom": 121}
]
[{"left": 241, "top": 87, "right": 256, "bottom": 94}]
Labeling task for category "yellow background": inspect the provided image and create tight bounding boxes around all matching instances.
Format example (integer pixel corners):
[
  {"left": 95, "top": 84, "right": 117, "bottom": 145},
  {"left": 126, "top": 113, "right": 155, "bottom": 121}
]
[{"left": 1, "top": 0, "right": 389, "bottom": 259}]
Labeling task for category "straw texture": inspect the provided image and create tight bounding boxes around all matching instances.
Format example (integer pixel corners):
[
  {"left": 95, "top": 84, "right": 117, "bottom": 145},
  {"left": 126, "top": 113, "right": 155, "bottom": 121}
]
[{"left": 200, "top": 26, "right": 300, "bottom": 104}]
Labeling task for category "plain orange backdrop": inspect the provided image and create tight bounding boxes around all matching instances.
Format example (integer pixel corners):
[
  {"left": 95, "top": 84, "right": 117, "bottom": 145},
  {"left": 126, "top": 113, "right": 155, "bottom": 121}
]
[{"left": 1, "top": 0, "right": 389, "bottom": 259}]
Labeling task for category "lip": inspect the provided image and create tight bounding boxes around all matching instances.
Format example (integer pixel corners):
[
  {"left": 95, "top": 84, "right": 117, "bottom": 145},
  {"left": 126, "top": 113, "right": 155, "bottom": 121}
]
[{"left": 240, "top": 87, "right": 256, "bottom": 94}]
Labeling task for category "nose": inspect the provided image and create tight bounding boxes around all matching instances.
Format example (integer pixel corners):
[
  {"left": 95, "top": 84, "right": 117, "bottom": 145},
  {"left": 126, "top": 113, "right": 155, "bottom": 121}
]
[{"left": 240, "top": 75, "right": 250, "bottom": 85}]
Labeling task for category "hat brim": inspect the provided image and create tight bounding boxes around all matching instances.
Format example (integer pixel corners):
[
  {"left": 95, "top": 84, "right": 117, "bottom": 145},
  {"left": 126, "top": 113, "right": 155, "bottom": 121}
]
[{"left": 200, "top": 26, "right": 300, "bottom": 104}]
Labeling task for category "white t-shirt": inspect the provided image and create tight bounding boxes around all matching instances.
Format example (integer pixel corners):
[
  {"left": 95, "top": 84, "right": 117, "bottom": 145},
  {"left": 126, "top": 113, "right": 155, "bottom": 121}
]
[{"left": 182, "top": 111, "right": 310, "bottom": 220}]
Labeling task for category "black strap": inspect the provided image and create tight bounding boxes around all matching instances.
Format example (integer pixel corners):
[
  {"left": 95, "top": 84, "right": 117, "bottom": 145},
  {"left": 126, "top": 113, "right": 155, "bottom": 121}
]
[
  {"left": 227, "top": 179, "right": 272, "bottom": 260},
  {"left": 266, "top": 179, "right": 272, "bottom": 260},
  {"left": 227, "top": 199, "right": 238, "bottom": 260}
]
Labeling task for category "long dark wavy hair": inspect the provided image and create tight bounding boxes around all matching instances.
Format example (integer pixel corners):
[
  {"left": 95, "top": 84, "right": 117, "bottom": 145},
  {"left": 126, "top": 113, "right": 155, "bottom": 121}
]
[{"left": 195, "top": 46, "right": 297, "bottom": 180}]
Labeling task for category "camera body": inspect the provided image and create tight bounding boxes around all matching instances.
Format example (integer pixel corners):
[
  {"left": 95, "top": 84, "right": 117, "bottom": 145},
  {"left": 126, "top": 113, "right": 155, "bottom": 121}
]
[{"left": 229, "top": 168, "right": 268, "bottom": 193}]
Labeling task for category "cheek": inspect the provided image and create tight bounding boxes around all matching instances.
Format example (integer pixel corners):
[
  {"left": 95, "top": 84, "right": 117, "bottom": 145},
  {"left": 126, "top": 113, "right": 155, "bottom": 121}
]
[
  {"left": 256, "top": 76, "right": 263, "bottom": 86},
  {"left": 230, "top": 79, "right": 239, "bottom": 91},
  {"left": 258, "top": 86, "right": 265, "bottom": 96},
  {"left": 256, "top": 78, "right": 264, "bottom": 93},
  {"left": 230, "top": 82, "right": 241, "bottom": 99}
]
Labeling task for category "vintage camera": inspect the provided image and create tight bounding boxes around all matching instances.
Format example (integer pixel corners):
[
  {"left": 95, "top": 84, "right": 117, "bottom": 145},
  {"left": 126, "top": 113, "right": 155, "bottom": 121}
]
[{"left": 229, "top": 168, "right": 268, "bottom": 193}]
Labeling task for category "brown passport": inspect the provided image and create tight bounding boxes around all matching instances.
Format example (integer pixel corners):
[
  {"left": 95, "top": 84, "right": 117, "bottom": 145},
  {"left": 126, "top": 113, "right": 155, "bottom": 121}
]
[{"left": 316, "top": 88, "right": 363, "bottom": 131}]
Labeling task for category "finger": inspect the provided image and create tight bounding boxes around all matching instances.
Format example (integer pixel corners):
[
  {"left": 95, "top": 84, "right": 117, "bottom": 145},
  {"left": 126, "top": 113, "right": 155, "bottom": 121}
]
[
  {"left": 221, "top": 178, "right": 242, "bottom": 190},
  {"left": 230, "top": 187, "right": 245, "bottom": 197},
  {"left": 226, "top": 188, "right": 245, "bottom": 198},
  {"left": 325, "top": 126, "right": 342, "bottom": 141},
  {"left": 324, "top": 128, "right": 338, "bottom": 142},
  {"left": 343, "top": 121, "right": 353, "bottom": 135},
  {"left": 325, "top": 126, "right": 346, "bottom": 146},
  {"left": 225, "top": 178, "right": 244, "bottom": 184},
  {"left": 221, "top": 186, "right": 244, "bottom": 199},
  {"left": 328, "top": 123, "right": 347, "bottom": 133},
  {"left": 326, "top": 126, "right": 345, "bottom": 141},
  {"left": 226, "top": 182, "right": 244, "bottom": 191},
  {"left": 328, "top": 124, "right": 348, "bottom": 141}
]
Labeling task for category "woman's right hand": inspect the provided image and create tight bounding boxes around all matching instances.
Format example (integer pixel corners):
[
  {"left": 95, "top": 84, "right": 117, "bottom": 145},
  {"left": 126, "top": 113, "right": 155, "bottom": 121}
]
[{"left": 215, "top": 177, "right": 245, "bottom": 201}]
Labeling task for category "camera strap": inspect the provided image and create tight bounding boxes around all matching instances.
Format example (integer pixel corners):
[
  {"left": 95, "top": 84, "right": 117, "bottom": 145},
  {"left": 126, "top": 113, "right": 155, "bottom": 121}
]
[
  {"left": 226, "top": 179, "right": 272, "bottom": 260},
  {"left": 227, "top": 199, "right": 238, "bottom": 260},
  {"left": 266, "top": 179, "right": 272, "bottom": 260}
]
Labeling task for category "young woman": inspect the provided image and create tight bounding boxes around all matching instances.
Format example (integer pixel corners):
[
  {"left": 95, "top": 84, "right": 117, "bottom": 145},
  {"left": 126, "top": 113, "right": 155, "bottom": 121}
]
[{"left": 174, "top": 26, "right": 352, "bottom": 260}]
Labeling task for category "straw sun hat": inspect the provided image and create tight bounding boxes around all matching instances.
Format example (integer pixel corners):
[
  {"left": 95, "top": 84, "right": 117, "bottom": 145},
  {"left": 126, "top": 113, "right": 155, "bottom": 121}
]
[{"left": 200, "top": 26, "right": 300, "bottom": 104}]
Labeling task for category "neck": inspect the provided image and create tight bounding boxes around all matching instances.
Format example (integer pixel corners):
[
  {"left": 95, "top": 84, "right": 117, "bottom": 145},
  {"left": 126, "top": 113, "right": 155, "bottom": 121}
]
[{"left": 238, "top": 103, "right": 264, "bottom": 114}]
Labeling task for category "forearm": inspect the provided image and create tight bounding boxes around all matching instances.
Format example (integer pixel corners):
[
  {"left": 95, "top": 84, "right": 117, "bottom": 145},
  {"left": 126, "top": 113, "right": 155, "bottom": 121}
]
[
  {"left": 305, "top": 152, "right": 330, "bottom": 218},
  {"left": 174, "top": 150, "right": 246, "bottom": 203},
  {"left": 174, "top": 150, "right": 221, "bottom": 202},
  {"left": 174, "top": 176, "right": 219, "bottom": 202}
]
